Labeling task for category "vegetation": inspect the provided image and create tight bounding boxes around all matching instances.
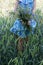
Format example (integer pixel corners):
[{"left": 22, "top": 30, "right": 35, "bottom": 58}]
[{"left": 0, "top": 10, "right": 43, "bottom": 65}]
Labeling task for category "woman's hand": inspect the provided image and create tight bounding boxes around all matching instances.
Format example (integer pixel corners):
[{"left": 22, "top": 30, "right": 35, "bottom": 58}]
[{"left": 28, "top": 21, "right": 30, "bottom": 25}]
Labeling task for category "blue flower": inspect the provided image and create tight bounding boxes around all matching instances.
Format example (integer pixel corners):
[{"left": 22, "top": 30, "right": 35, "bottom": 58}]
[
  {"left": 10, "top": 19, "right": 29, "bottom": 38},
  {"left": 10, "top": 18, "right": 36, "bottom": 38},
  {"left": 29, "top": 19, "right": 37, "bottom": 28}
]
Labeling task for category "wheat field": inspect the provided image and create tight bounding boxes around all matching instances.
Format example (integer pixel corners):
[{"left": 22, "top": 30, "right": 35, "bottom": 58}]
[{"left": 0, "top": 0, "right": 43, "bottom": 17}]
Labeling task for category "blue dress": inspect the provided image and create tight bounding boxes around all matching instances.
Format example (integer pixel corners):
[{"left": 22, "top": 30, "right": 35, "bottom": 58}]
[
  {"left": 10, "top": 0, "right": 36, "bottom": 38},
  {"left": 19, "top": 0, "right": 34, "bottom": 14}
]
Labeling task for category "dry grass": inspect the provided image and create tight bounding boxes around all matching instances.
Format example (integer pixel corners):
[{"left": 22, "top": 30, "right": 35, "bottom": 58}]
[{"left": 36, "top": 0, "right": 43, "bottom": 12}]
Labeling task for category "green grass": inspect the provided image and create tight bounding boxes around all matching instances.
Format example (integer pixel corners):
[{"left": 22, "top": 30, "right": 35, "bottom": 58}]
[{"left": 0, "top": 10, "right": 43, "bottom": 65}]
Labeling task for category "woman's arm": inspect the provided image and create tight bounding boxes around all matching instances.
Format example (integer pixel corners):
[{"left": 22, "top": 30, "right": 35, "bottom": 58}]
[
  {"left": 14, "top": 0, "right": 18, "bottom": 12},
  {"left": 33, "top": 0, "right": 36, "bottom": 13}
]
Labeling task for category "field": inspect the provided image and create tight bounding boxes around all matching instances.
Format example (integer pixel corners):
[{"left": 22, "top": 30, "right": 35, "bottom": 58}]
[
  {"left": 0, "top": 10, "right": 43, "bottom": 65},
  {"left": 0, "top": 0, "right": 43, "bottom": 65}
]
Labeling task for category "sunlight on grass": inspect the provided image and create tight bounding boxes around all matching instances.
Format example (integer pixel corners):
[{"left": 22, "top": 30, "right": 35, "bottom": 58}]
[{"left": 0, "top": 0, "right": 16, "bottom": 17}]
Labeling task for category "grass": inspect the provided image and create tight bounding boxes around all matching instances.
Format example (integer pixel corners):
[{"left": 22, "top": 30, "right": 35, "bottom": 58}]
[{"left": 0, "top": 10, "right": 43, "bottom": 65}]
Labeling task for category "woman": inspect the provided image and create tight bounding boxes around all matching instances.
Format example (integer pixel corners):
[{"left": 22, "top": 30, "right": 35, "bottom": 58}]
[{"left": 10, "top": 0, "right": 36, "bottom": 51}]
